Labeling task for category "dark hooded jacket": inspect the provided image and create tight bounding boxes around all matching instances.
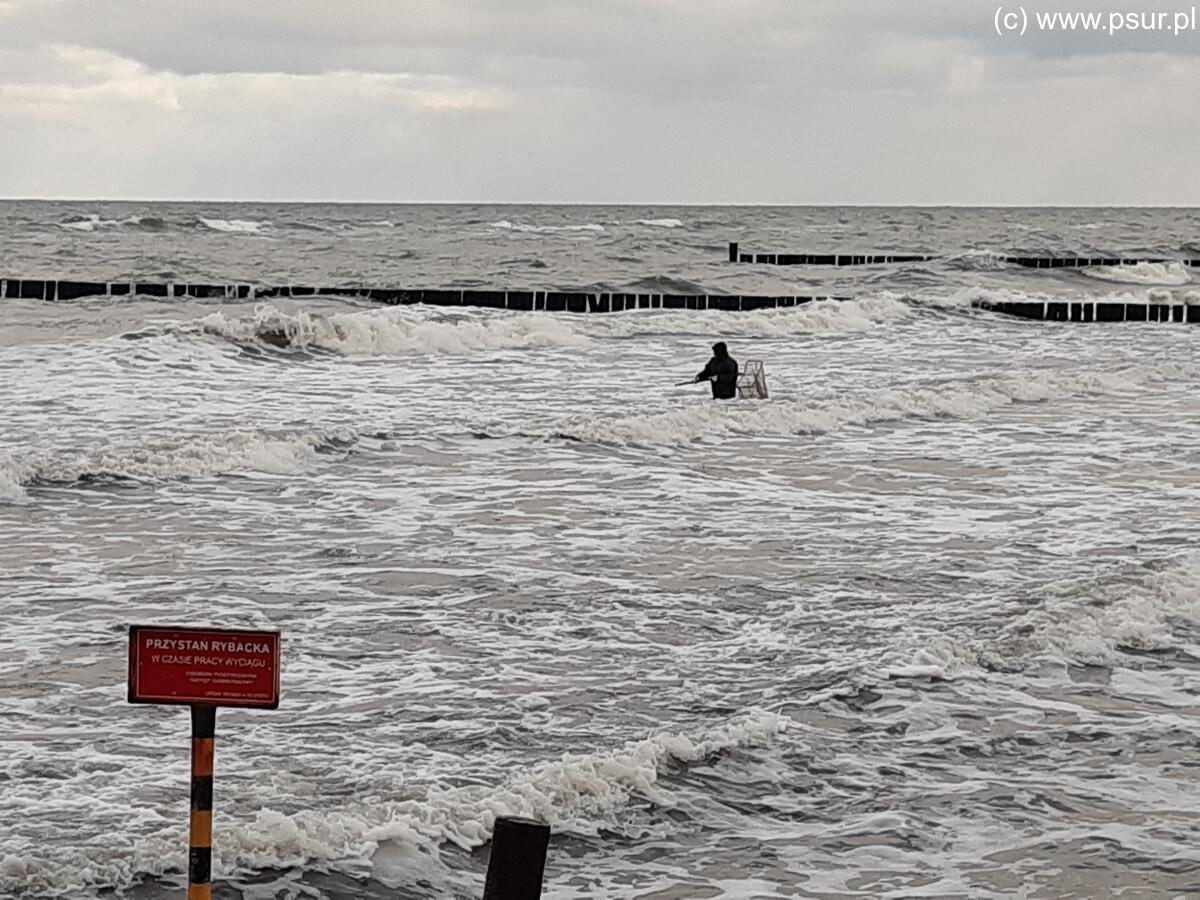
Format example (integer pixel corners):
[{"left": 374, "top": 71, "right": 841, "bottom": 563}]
[{"left": 696, "top": 342, "right": 739, "bottom": 399}]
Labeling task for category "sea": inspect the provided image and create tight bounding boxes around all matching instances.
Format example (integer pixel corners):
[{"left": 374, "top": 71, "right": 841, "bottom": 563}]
[{"left": 1, "top": 202, "right": 1199, "bottom": 900}]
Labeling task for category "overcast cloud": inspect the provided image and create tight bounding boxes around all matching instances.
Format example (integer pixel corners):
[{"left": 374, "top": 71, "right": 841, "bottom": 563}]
[{"left": 0, "top": 0, "right": 1197, "bottom": 203}]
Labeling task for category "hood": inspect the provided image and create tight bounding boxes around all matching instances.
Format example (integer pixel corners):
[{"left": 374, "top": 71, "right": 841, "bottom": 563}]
[{"left": 712, "top": 341, "right": 729, "bottom": 357}]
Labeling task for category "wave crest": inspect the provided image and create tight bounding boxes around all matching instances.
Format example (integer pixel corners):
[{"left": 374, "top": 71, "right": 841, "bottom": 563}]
[
  {"left": 57, "top": 214, "right": 168, "bottom": 232},
  {"left": 199, "top": 305, "right": 589, "bottom": 355},
  {"left": 1079, "top": 261, "right": 1192, "bottom": 286},
  {"left": 1009, "top": 556, "right": 1200, "bottom": 667},
  {"left": 0, "top": 710, "right": 785, "bottom": 896},
  {"left": 583, "top": 296, "right": 913, "bottom": 339},
  {"left": 490, "top": 220, "right": 605, "bottom": 234},
  {"left": 0, "top": 429, "right": 355, "bottom": 500},
  {"left": 553, "top": 368, "right": 1132, "bottom": 446},
  {"left": 196, "top": 217, "right": 271, "bottom": 234}
]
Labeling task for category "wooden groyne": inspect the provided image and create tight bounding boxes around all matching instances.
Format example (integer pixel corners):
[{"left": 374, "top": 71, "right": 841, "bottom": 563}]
[
  {"left": 727, "top": 243, "right": 934, "bottom": 265},
  {"left": 0, "top": 278, "right": 845, "bottom": 312},
  {"left": 727, "top": 242, "right": 1200, "bottom": 268},
  {"left": 975, "top": 297, "right": 1199, "bottom": 322},
  {"left": 5, "top": 277, "right": 1198, "bottom": 323}
]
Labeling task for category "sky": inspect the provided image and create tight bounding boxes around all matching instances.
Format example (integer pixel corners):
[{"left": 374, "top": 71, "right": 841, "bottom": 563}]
[{"left": 0, "top": 0, "right": 1197, "bottom": 203}]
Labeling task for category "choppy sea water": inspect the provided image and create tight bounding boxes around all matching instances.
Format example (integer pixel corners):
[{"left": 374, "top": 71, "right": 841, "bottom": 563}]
[{"left": 2, "top": 203, "right": 1200, "bottom": 899}]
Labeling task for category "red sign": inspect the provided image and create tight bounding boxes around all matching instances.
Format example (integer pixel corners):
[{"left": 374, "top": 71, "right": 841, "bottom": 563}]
[{"left": 128, "top": 625, "right": 281, "bottom": 709}]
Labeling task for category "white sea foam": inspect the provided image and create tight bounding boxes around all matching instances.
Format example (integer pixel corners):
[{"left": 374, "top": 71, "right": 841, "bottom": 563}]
[
  {"left": 881, "top": 640, "right": 978, "bottom": 681},
  {"left": 585, "top": 296, "right": 912, "bottom": 339},
  {"left": 197, "top": 217, "right": 270, "bottom": 234},
  {"left": 199, "top": 304, "right": 589, "bottom": 355},
  {"left": 1017, "top": 557, "right": 1200, "bottom": 666},
  {"left": 56, "top": 214, "right": 166, "bottom": 232},
  {"left": 11, "top": 208, "right": 1200, "bottom": 900},
  {"left": 490, "top": 220, "right": 605, "bottom": 234},
  {"left": 6, "top": 428, "right": 351, "bottom": 490},
  {"left": 943, "top": 285, "right": 1190, "bottom": 310},
  {"left": 0, "top": 712, "right": 786, "bottom": 896},
  {"left": 635, "top": 218, "right": 684, "bottom": 228},
  {"left": 555, "top": 367, "right": 1129, "bottom": 446},
  {"left": 58, "top": 214, "right": 121, "bottom": 232},
  {"left": 1079, "top": 261, "right": 1192, "bottom": 286},
  {"left": 235, "top": 710, "right": 786, "bottom": 862},
  {"left": 0, "top": 454, "right": 29, "bottom": 502},
  {"left": 948, "top": 250, "right": 1010, "bottom": 270}
]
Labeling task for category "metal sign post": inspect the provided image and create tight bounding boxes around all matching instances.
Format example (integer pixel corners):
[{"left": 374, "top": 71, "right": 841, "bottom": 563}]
[{"left": 189, "top": 704, "right": 216, "bottom": 900}]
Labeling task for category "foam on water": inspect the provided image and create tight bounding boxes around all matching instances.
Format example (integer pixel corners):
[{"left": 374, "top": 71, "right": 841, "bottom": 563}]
[
  {"left": 581, "top": 295, "right": 913, "bottom": 339},
  {"left": 57, "top": 214, "right": 167, "bottom": 233},
  {"left": 940, "top": 285, "right": 1195, "bottom": 309},
  {"left": 1079, "top": 261, "right": 1193, "bottom": 286},
  {"left": 635, "top": 218, "right": 684, "bottom": 228},
  {"left": 0, "top": 455, "right": 27, "bottom": 502},
  {"left": 58, "top": 214, "right": 117, "bottom": 232},
  {"left": 197, "top": 304, "right": 589, "bottom": 355},
  {"left": 490, "top": 220, "right": 605, "bottom": 234},
  {"left": 1014, "top": 556, "right": 1200, "bottom": 666},
  {"left": 947, "top": 250, "right": 1011, "bottom": 270},
  {"left": 7, "top": 204, "right": 1200, "bottom": 899},
  {"left": 196, "top": 217, "right": 271, "bottom": 234},
  {"left": 553, "top": 366, "right": 1135, "bottom": 446},
  {"left": 0, "top": 711, "right": 786, "bottom": 897},
  {"left": 1, "top": 428, "right": 353, "bottom": 497}
]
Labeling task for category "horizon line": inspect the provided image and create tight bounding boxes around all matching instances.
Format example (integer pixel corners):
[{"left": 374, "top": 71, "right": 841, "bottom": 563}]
[{"left": 1, "top": 197, "right": 1199, "bottom": 209}]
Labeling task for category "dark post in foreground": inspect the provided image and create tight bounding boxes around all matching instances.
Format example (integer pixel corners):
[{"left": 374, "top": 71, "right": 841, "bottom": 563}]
[
  {"left": 189, "top": 705, "right": 216, "bottom": 900},
  {"left": 482, "top": 816, "right": 551, "bottom": 900},
  {"left": 728, "top": 241, "right": 738, "bottom": 263}
]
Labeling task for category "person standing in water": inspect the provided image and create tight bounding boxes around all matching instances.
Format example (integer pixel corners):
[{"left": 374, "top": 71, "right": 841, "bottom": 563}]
[{"left": 695, "top": 341, "right": 739, "bottom": 399}]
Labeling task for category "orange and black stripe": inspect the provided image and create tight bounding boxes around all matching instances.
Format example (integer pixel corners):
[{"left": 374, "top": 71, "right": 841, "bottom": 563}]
[{"left": 188, "top": 705, "right": 216, "bottom": 900}]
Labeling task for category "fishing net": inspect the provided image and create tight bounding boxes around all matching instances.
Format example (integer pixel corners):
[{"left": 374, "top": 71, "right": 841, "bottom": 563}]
[{"left": 737, "top": 360, "right": 769, "bottom": 399}]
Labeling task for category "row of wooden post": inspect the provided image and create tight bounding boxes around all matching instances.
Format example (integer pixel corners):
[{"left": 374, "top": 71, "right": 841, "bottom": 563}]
[{"left": 727, "top": 241, "right": 1200, "bottom": 268}]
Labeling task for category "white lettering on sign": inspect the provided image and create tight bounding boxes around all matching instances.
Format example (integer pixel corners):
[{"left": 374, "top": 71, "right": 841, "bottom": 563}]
[{"left": 144, "top": 637, "right": 272, "bottom": 654}]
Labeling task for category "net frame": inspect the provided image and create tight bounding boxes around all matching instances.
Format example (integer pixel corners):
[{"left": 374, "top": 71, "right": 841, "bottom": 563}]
[{"left": 737, "top": 360, "right": 768, "bottom": 399}]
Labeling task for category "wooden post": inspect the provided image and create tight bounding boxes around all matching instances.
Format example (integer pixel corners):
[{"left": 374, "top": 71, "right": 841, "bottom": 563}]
[
  {"left": 482, "top": 816, "right": 550, "bottom": 900},
  {"left": 189, "top": 705, "right": 216, "bottom": 900},
  {"left": 728, "top": 241, "right": 739, "bottom": 263}
]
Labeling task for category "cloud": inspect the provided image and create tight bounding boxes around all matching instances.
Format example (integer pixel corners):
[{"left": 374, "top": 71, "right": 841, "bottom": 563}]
[
  {"left": 0, "top": 42, "right": 512, "bottom": 120},
  {"left": 0, "top": 0, "right": 1196, "bottom": 201}
]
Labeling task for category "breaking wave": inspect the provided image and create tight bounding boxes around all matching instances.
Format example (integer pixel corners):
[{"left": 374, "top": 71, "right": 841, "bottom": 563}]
[
  {"left": 198, "top": 304, "right": 589, "bottom": 355},
  {"left": 552, "top": 367, "right": 1134, "bottom": 446},
  {"left": 57, "top": 214, "right": 168, "bottom": 233},
  {"left": 1010, "top": 555, "right": 1200, "bottom": 667},
  {"left": 196, "top": 217, "right": 271, "bottom": 234},
  {"left": 938, "top": 285, "right": 1196, "bottom": 310},
  {"left": 0, "top": 710, "right": 785, "bottom": 897},
  {"left": 0, "top": 428, "right": 355, "bottom": 500},
  {"left": 1079, "top": 261, "right": 1193, "bottom": 286},
  {"left": 946, "top": 250, "right": 1011, "bottom": 271},
  {"left": 831, "top": 556, "right": 1200, "bottom": 687},
  {"left": 635, "top": 218, "right": 684, "bottom": 228},
  {"left": 490, "top": 220, "right": 605, "bottom": 234},
  {"left": 584, "top": 296, "right": 914, "bottom": 338},
  {"left": 50, "top": 214, "right": 368, "bottom": 235}
]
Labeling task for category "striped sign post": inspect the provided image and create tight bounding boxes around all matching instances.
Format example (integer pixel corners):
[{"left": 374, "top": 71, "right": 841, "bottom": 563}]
[
  {"left": 127, "top": 625, "right": 282, "bottom": 899},
  {"left": 189, "top": 705, "right": 217, "bottom": 900}
]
